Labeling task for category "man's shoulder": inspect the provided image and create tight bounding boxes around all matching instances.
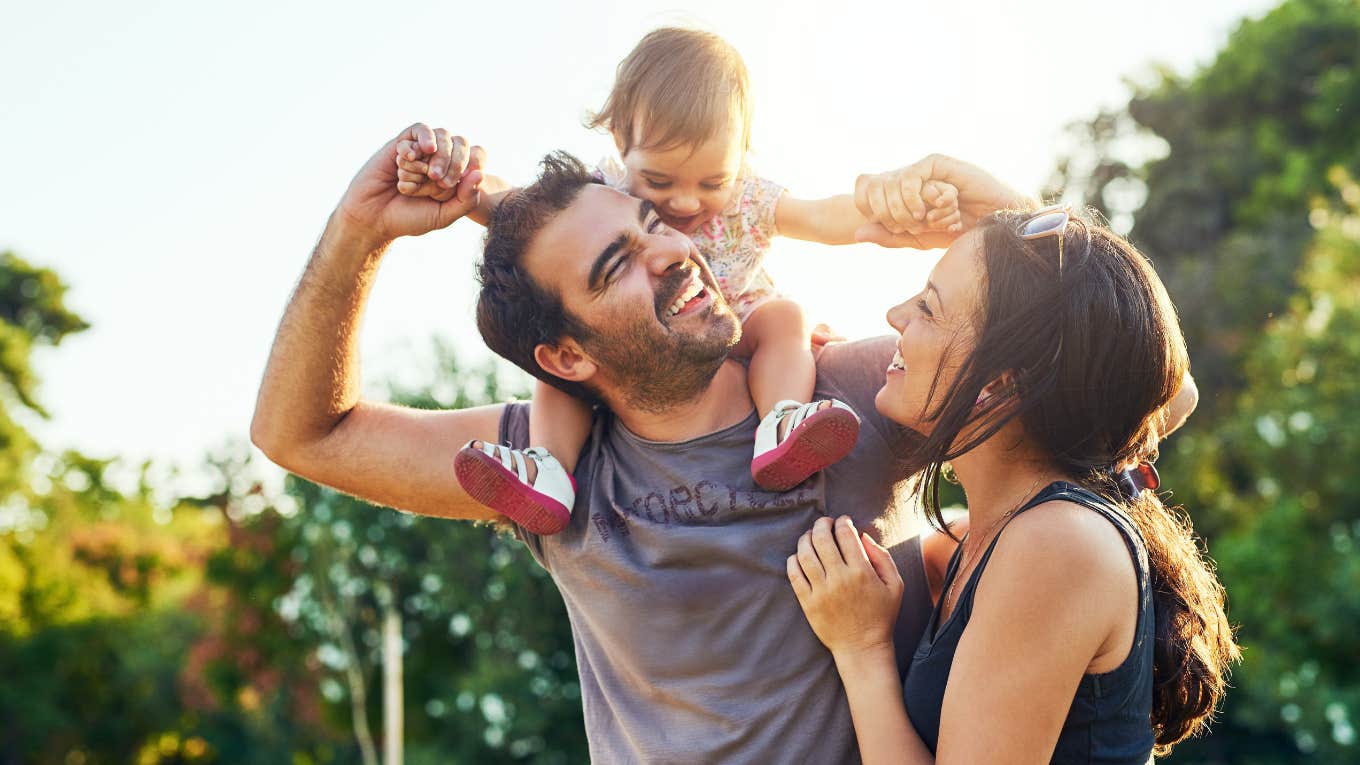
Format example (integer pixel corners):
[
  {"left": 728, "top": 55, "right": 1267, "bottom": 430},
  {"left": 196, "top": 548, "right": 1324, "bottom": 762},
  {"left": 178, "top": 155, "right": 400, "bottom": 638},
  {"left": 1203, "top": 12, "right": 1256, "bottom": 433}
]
[
  {"left": 815, "top": 336, "right": 896, "bottom": 388},
  {"left": 814, "top": 336, "right": 914, "bottom": 458}
]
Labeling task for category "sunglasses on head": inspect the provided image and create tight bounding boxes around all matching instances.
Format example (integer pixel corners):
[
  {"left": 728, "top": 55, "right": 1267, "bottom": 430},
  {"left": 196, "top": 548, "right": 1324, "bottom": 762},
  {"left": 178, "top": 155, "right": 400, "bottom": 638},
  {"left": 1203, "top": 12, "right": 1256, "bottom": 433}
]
[{"left": 1017, "top": 203, "right": 1074, "bottom": 275}]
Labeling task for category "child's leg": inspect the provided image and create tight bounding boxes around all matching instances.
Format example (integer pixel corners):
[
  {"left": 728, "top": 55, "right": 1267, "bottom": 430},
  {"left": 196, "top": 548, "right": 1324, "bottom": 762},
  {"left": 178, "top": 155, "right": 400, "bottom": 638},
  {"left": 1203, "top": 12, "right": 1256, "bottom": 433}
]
[
  {"left": 453, "top": 380, "right": 588, "bottom": 536},
  {"left": 742, "top": 298, "right": 816, "bottom": 419},
  {"left": 743, "top": 298, "right": 860, "bottom": 491},
  {"left": 529, "top": 379, "right": 592, "bottom": 473}
]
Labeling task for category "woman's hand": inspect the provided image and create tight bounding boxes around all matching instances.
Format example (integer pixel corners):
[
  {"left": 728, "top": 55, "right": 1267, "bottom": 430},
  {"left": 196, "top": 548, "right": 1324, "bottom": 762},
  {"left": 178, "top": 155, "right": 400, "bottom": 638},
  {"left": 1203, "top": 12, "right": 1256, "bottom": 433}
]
[
  {"left": 854, "top": 154, "right": 1031, "bottom": 248},
  {"left": 788, "top": 515, "right": 905, "bottom": 659}
]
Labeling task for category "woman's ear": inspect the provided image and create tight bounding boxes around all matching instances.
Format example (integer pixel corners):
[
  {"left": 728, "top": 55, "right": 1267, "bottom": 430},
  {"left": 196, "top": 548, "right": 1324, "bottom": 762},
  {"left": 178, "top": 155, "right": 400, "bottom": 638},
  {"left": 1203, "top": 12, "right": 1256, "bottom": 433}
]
[
  {"left": 975, "top": 371, "right": 1017, "bottom": 410},
  {"left": 534, "top": 340, "right": 598, "bottom": 384}
]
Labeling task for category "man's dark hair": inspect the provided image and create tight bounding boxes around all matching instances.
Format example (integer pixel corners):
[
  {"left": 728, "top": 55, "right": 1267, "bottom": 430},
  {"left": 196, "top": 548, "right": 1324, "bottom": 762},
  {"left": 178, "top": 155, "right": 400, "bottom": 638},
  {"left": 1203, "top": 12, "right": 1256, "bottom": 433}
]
[{"left": 476, "top": 151, "right": 604, "bottom": 404}]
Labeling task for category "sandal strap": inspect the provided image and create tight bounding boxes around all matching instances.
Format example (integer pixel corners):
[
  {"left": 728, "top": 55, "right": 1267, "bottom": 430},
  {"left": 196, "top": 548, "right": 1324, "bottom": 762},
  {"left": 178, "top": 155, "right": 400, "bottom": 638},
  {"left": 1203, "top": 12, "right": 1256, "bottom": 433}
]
[
  {"left": 768, "top": 400, "right": 824, "bottom": 443},
  {"left": 475, "top": 441, "right": 533, "bottom": 483}
]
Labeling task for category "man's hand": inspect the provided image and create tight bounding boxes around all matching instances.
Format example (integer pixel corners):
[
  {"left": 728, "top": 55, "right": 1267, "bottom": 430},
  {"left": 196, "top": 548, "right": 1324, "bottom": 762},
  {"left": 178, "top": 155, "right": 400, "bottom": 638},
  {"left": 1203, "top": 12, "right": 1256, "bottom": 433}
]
[
  {"left": 853, "top": 154, "right": 1030, "bottom": 248},
  {"left": 336, "top": 123, "right": 484, "bottom": 242}
]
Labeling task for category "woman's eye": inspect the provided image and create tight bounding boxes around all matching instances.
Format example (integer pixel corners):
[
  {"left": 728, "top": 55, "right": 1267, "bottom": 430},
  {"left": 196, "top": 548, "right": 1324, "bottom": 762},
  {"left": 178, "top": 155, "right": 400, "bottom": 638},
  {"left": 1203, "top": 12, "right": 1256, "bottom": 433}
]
[
  {"left": 647, "top": 218, "right": 663, "bottom": 233},
  {"left": 645, "top": 180, "right": 671, "bottom": 190},
  {"left": 701, "top": 182, "right": 727, "bottom": 191},
  {"left": 916, "top": 297, "right": 933, "bottom": 318}
]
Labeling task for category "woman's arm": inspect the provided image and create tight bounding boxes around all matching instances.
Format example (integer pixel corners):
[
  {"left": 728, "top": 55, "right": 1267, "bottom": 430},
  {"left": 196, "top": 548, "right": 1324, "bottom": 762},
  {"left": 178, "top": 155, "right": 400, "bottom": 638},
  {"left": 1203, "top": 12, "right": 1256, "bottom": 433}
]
[
  {"left": 935, "top": 502, "right": 1135, "bottom": 764},
  {"left": 836, "top": 646, "right": 934, "bottom": 765},
  {"left": 855, "top": 155, "right": 1032, "bottom": 248},
  {"left": 787, "top": 516, "right": 932, "bottom": 765}
]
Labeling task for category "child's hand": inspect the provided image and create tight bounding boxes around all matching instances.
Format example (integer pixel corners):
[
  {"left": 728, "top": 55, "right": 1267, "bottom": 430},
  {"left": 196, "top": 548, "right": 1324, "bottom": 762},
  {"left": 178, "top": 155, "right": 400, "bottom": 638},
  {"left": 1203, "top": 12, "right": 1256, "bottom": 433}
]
[
  {"left": 857, "top": 170, "right": 963, "bottom": 233},
  {"left": 393, "top": 133, "right": 486, "bottom": 203},
  {"left": 922, "top": 180, "right": 962, "bottom": 233}
]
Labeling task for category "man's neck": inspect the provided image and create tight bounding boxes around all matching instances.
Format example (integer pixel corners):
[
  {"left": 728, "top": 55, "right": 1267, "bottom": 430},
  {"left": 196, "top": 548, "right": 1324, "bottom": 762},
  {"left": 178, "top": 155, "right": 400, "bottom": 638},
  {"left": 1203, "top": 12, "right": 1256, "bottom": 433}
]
[{"left": 608, "top": 359, "right": 755, "bottom": 442}]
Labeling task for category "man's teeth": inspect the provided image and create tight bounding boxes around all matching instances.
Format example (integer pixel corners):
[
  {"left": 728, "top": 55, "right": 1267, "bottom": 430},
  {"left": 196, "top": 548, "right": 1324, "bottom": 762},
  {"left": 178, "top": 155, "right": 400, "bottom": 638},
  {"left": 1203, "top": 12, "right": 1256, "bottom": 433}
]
[
  {"left": 667, "top": 277, "right": 705, "bottom": 316},
  {"left": 888, "top": 350, "right": 906, "bottom": 371}
]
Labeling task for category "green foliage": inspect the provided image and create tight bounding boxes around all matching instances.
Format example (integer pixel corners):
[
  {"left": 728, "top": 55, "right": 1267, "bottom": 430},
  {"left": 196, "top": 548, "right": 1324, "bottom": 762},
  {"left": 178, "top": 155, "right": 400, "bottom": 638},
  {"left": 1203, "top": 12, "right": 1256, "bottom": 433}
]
[
  {"left": 268, "top": 346, "right": 587, "bottom": 763},
  {"left": 1049, "top": 3, "right": 1360, "bottom": 760},
  {"left": 1160, "top": 176, "right": 1360, "bottom": 763},
  {"left": 0, "top": 456, "right": 226, "bottom": 763},
  {"left": 0, "top": 250, "right": 89, "bottom": 419},
  {"left": 1049, "top": 0, "right": 1360, "bottom": 400}
]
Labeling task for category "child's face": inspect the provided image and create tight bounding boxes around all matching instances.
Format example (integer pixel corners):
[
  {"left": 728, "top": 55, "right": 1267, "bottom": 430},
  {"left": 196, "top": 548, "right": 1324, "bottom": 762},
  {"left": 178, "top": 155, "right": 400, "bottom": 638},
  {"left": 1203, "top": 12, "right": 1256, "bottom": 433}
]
[{"left": 618, "top": 119, "right": 744, "bottom": 235}]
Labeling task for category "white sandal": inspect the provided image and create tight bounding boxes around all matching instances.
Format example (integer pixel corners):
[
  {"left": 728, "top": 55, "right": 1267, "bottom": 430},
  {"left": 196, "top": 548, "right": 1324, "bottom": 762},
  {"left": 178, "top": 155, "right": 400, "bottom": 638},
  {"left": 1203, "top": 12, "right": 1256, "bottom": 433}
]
[
  {"left": 453, "top": 441, "right": 576, "bottom": 534},
  {"left": 752, "top": 399, "right": 860, "bottom": 491}
]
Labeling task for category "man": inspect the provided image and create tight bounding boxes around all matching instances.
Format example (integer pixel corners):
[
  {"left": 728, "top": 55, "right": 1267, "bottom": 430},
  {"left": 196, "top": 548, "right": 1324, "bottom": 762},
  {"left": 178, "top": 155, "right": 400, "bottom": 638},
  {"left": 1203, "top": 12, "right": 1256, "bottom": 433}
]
[{"left": 252, "top": 124, "right": 1191, "bottom": 762}]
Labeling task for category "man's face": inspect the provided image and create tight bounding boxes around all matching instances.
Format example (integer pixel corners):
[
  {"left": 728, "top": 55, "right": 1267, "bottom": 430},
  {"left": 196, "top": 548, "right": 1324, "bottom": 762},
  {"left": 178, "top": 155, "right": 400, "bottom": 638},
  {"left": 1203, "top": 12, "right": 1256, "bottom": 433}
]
[{"left": 523, "top": 184, "right": 742, "bottom": 412}]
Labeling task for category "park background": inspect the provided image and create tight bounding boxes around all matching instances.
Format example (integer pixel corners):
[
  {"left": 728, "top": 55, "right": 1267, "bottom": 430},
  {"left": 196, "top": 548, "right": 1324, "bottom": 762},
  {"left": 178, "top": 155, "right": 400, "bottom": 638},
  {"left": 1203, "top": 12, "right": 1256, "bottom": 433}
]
[{"left": 2, "top": 0, "right": 1357, "bottom": 762}]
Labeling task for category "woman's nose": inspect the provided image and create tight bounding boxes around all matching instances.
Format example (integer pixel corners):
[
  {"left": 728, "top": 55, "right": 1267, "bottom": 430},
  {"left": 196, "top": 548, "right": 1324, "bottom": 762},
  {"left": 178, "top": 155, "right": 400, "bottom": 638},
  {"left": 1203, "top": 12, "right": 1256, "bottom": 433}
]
[{"left": 886, "top": 300, "right": 911, "bottom": 332}]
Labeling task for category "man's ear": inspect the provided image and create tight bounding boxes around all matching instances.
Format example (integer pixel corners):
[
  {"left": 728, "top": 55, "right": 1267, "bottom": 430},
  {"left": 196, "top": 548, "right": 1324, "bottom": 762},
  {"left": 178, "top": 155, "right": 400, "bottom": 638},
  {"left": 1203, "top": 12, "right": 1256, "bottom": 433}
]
[{"left": 534, "top": 340, "right": 598, "bottom": 384}]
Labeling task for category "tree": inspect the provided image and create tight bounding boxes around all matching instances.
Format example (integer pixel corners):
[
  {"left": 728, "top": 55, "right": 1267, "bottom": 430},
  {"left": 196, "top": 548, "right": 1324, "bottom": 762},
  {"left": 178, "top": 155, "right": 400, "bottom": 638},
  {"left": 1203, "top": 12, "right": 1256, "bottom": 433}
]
[
  {"left": 1161, "top": 170, "right": 1360, "bottom": 763},
  {"left": 233, "top": 342, "right": 588, "bottom": 764},
  {"left": 1048, "top": 0, "right": 1360, "bottom": 402},
  {"left": 1047, "top": 3, "right": 1360, "bottom": 760}
]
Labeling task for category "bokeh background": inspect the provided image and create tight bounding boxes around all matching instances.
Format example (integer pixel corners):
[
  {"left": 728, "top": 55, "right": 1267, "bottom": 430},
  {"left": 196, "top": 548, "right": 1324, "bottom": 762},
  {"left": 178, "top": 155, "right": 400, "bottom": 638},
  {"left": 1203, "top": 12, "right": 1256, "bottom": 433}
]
[{"left": 2, "top": 0, "right": 1357, "bottom": 762}]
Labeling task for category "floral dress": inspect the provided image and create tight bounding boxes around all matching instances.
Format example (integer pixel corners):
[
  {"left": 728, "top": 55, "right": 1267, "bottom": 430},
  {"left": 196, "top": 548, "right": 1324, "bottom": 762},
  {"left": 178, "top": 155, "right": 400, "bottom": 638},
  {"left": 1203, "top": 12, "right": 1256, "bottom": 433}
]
[{"left": 596, "top": 157, "right": 784, "bottom": 321}]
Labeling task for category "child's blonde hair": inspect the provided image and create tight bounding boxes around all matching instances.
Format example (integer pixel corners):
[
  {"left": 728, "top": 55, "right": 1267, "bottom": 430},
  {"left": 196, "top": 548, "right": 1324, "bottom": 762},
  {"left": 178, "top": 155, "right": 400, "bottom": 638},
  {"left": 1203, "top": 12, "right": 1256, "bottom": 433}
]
[{"left": 587, "top": 27, "right": 752, "bottom": 156}]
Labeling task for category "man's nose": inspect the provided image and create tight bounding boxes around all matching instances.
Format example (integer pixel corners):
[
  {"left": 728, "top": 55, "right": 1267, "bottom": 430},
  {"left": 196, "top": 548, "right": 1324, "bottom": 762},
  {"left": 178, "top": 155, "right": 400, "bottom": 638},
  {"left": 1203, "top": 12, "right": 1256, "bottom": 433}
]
[
  {"left": 886, "top": 300, "right": 910, "bottom": 332},
  {"left": 646, "top": 232, "right": 692, "bottom": 274},
  {"left": 667, "top": 195, "right": 701, "bottom": 216}
]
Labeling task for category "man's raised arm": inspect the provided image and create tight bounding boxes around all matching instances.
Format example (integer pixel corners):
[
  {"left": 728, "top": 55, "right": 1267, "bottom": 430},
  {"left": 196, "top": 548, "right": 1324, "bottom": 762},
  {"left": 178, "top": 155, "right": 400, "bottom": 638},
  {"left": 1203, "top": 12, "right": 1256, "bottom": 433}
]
[{"left": 250, "top": 124, "right": 503, "bottom": 522}]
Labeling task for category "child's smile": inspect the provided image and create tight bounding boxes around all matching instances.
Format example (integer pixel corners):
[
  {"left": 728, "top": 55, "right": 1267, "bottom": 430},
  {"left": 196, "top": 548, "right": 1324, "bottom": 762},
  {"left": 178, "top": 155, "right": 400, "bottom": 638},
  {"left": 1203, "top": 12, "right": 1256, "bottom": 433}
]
[{"left": 619, "top": 119, "right": 744, "bottom": 235}]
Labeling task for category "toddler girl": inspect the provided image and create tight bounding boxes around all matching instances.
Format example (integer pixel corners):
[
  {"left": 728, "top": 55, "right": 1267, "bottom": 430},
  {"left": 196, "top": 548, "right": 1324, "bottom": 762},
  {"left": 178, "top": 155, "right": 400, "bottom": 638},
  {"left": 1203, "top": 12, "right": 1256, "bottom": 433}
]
[{"left": 398, "top": 28, "right": 959, "bottom": 534}]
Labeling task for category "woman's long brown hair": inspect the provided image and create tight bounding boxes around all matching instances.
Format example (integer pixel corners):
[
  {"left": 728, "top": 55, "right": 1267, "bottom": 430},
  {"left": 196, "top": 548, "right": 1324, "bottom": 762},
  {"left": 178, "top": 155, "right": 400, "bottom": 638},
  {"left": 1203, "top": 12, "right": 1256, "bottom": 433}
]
[{"left": 907, "top": 209, "right": 1239, "bottom": 753}]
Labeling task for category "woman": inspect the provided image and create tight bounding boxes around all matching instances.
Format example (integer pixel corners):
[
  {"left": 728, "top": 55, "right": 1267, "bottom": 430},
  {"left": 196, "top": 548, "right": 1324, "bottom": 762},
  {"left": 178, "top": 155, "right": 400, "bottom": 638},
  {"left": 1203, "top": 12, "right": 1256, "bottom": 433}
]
[{"left": 787, "top": 156, "right": 1239, "bottom": 763}]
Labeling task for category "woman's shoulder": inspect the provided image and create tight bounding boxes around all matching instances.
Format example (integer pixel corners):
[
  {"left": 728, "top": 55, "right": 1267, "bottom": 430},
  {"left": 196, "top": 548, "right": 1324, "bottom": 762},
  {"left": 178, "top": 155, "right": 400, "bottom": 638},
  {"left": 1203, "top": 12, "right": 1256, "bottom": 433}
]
[
  {"left": 999, "top": 498, "right": 1136, "bottom": 577},
  {"left": 979, "top": 497, "right": 1139, "bottom": 614}
]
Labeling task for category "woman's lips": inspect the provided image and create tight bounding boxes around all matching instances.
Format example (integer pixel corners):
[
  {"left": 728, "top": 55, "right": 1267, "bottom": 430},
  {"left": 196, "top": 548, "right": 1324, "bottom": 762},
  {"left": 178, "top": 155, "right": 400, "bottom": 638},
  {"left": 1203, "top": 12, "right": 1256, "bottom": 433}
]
[{"left": 886, "top": 349, "right": 907, "bottom": 376}]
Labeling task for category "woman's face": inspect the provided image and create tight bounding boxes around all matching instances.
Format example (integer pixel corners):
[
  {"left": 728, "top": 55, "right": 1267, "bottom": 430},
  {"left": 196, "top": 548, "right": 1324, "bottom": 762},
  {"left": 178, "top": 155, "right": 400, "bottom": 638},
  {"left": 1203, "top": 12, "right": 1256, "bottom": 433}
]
[{"left": 875, "top": 231, "right": 983, "bottom": 432}]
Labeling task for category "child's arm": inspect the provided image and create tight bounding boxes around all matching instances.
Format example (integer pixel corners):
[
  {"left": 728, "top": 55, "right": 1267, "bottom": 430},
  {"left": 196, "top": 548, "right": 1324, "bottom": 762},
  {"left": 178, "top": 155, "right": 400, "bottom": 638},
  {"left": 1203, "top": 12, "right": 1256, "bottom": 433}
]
[
  {"left": 394, "top": 137, "right": 516, "bottom": 226},
  {"left": 775, "top": 183, "right": 961, "bottom": 246}
]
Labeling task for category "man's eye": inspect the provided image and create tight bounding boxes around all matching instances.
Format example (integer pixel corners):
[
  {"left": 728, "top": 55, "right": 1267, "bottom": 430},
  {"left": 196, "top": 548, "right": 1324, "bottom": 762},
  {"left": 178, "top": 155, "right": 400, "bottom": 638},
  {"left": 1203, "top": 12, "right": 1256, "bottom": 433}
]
[
  {"left": 647, "top": 217, "right": 663, "bottom": 233},
  {"left": 917, "top": 297, "right": 933, "bottom": 318},
  {"left": 645, "top": 180, "right": 671, "bottom": 190},
  {"left": 701, "top": 181, "right": 728, "bottom": 191}
]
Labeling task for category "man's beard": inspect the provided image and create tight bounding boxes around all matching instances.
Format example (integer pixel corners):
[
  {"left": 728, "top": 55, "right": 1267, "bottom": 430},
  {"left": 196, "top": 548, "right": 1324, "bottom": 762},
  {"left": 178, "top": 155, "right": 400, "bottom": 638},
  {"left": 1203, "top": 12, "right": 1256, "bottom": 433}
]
[{"left": 578, "top": 271, "right": 741, "bottom": 414}]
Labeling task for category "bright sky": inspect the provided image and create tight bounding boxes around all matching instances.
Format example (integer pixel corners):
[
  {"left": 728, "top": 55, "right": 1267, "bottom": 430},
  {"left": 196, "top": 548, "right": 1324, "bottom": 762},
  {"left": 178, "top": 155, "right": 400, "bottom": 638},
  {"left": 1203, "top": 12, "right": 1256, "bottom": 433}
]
[{"left": 1, "top": 0, "right": 1275, "bottom": 474}]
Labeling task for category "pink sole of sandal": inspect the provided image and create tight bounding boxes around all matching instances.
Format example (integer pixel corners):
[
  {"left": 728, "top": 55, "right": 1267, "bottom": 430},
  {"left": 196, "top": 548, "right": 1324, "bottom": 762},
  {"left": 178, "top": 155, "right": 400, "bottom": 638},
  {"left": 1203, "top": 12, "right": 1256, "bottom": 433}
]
[
  {"left": 454, "top": 448, "right": 574, "bottom": 535},
  {"left": 752, "top": 406, "right": 860, "bottom": 492}
]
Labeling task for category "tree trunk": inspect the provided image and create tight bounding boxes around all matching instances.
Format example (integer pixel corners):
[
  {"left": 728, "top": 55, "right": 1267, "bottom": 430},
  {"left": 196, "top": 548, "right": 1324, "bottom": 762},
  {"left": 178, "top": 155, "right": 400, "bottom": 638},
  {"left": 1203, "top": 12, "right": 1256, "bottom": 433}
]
[
  {"left": 320, "top": 585, "right": 378, "bottom": 765},
  {"left": 381, "top": 585, "right": 404, "bottom": 765}
]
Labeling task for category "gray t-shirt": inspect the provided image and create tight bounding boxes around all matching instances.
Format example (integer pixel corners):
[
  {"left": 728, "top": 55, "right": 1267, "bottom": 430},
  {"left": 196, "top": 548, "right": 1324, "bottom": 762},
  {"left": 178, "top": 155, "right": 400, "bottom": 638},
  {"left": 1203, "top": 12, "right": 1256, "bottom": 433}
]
[{"left": 501, "top": 336, "right": 932, "bottom": 764}]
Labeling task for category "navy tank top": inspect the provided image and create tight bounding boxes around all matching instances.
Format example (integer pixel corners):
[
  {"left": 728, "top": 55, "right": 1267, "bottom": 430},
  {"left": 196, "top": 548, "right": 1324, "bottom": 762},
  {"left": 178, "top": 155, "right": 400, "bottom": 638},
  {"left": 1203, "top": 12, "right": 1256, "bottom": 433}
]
[{"left": 901, "top": 482, "right": 1156, "bottom": 764}]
